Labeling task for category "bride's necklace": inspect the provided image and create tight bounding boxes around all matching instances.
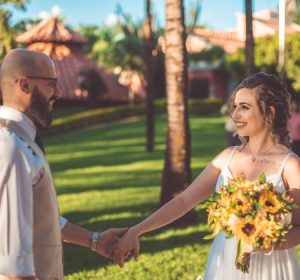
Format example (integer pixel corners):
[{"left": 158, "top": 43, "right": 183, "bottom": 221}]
[{"left": 247, "top": 143, "right": 276, "bottom": 163}]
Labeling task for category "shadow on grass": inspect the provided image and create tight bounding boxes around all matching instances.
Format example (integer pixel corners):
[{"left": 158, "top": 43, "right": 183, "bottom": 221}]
[
  {"left": 64, "top": 207, "right": 211, "bottom": 274},
  {"left": 63, "top": 202, "right": 156, "bottom": 229},
  {"left": 64, "top": 229, "right": 212, "bottom": 275},
  {"left": 63, "top": 203, "right": 208, "bottom": 229},
  {"left": 56, "top": 170, "right": 161, "bottom": 195},
  {"left": 46, "top": 114, "right": 225, "bottom": 276},
  {"left": 50, "top": 149, "right": 165, "bottom": 172},
  {"left": 47, "top": 119, "right": 225, "bottom": 174}
]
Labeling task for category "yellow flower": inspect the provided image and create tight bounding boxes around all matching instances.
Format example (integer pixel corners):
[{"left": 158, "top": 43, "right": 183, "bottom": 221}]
[
  {"left": 259, "top": 190, "right": 282, "bottom": 213},
  {"left": 231, "top": 218, "right": 259, "bottom": 244}
]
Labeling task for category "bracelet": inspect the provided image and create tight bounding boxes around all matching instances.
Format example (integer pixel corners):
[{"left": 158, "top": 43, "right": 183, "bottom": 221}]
[
  {"left": 264, "top": 246, "right": 274, "bottom": 256},
  {"left": 90, "top": 232, "right": 101, "bottom": 252}
]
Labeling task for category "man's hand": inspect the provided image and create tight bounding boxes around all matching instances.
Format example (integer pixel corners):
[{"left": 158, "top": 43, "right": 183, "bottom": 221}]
[{"left": 96, "top": 228, "right": 128, "bottom": 259}]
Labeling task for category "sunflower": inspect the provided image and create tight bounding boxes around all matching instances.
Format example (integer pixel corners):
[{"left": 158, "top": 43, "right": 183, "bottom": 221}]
[
  {"left": 259, "top": 190, "right": 283, "bottom": 213},
  {"left": 231, "top": 219, "right": 259, "bottom": 244},
  {"left": 235, "top": 197, "right": 254, "bottom": 215}
]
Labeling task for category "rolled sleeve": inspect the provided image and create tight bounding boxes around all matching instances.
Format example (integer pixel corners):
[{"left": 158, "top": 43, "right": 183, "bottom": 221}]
[{"left": 60, "top": 216, "right": 68, "bottom": 229}]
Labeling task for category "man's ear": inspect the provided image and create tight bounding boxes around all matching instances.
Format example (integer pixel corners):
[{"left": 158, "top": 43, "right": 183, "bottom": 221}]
[{"left": 18, "top": 77, "right": 31, "bottom": 93}]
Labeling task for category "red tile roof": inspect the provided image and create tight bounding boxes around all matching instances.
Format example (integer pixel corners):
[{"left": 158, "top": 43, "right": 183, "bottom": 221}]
[
  {"left": 190, "top": 28, "right": 244, "bottom": 54},
  {"left": 16, "top": 17, "right": 129, "bottom": 102},
  {"left": 254, "top": 17, "right": 300, "bottom": 35},
  {"left": 193, "top": 28, "right": 239, "bottom": 41},
  {"left": 16, "top": 16, "right": 86, "bottom": 45},
  {"left": 189, "top": 13, "right": 300, "bottom": 54}
]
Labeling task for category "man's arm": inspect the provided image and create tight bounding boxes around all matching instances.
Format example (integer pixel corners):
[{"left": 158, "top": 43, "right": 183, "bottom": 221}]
[
  {"left": 7, "top": 277, "right": 35, "bottom": 280},
  {"left": 61, "top": 222, "right": 127, "bottom": 258}
]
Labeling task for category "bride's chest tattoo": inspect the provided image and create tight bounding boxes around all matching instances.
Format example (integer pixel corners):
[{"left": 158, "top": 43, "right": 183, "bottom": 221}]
[{"left": 233, "top": 157, "right": 281, "bottom": 177}]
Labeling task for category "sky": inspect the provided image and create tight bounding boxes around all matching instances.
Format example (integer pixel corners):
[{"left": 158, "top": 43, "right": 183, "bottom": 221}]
[{"left": 7, "top": 0, "right": 279, "bottom": 30}]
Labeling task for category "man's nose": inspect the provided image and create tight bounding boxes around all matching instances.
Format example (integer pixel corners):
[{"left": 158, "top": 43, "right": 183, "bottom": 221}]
[{"left": 55, "top": 83, "right": 62, "bottom": 100}]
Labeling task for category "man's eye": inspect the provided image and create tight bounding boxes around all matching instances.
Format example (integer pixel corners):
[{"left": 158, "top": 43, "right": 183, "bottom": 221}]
[
  {"left": 242, "top": 106, "right": 249, "bottom": 110},
  {"left": 49, "top": 82, "right": 57, "bottom": 89}
]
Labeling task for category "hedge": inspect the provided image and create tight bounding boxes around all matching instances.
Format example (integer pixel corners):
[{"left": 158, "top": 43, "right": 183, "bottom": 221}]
[{"left": 45, "top": 98, "right": 222, "bottom": 136}]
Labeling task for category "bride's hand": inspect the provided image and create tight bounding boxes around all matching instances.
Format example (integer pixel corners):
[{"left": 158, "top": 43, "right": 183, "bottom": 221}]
[
  {"left": 252, "top": 242, "right": 288, "bottom": 254},
  {"left": 252, "top": 247, "right": 274, "bottom": 253},
  {"left": 114, "top": 227, "right": 140, "bottom": 268}
]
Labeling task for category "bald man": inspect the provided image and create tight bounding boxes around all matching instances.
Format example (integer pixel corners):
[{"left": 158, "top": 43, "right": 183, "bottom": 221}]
[{"left": 0, "top": 49, "right": 126, "bottom": 280}]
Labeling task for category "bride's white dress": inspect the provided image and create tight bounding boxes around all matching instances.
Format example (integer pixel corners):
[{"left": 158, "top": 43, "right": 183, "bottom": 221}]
[{"left": 203, "top": 148, "right": 300, "bottom": 280}]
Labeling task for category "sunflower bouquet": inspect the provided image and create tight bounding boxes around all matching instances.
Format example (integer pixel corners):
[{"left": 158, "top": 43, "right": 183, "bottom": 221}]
[{"left": 201, "top": 174, "right": 297, "bottom": 273}]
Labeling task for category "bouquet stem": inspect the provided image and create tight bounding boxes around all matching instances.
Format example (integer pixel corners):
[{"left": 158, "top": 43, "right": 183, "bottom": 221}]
[{"left": 235, "top": 239, "right": 251, "bottom": 273}]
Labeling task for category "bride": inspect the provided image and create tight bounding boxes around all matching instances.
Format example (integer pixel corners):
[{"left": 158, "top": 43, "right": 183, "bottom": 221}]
[{"left": 113, "top": 72, "right": 300, "bottom": 279}]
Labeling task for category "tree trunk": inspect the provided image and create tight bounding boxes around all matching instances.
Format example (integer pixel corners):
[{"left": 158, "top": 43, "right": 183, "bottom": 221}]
[
  {"left": 159, "top": 0, "right": 197, "bottom": 227},
  {"left": 144, "top": 0, "right": 155, "bottom": 152},
  {"left": 245, "top": 0, "right": 255, "bottom": 76}
]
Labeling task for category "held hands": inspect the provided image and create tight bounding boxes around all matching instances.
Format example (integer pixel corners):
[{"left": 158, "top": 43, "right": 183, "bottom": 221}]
[
  {"left": 96, "top": 228, "right": 128, "bottom": 259},
  {"left": 113, "top": 227, "right": 141, "bottom": 268}
]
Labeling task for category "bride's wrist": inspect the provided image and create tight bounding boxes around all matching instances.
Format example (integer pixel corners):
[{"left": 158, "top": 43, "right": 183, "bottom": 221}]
[{"left": 130, "top": 225, "right": 142, "bottom": 237}]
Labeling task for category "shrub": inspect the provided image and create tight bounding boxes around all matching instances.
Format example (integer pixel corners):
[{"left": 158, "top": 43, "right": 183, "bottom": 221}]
[{"left": 46, "top": 98, "right": 222, "bottom": 136}]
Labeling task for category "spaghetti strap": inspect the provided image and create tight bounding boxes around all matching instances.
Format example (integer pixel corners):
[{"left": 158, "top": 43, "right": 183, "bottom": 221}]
[
  {"left": 278, "top": 152, "right": 294, "bottom": 174},
  {"left": 225, "top": 146, "right": 238, "bottom": 167}
]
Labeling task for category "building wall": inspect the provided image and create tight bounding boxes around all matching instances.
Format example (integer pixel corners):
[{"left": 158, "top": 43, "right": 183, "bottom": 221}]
[{"left": 188, "top": 69, "right": 229, "bottom": 100}]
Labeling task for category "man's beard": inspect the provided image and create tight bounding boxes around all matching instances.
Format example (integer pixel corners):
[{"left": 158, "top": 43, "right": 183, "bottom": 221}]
[{"left": 29, "top": 86, "right": 53, "bottom": 131}]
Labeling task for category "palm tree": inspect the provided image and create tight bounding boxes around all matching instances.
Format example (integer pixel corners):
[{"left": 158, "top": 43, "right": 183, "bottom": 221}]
[
  {"left": 186, "top": 0, "right": 202, "bottom": 34},
  {"left": 0, "top": 9, "right": 13, "bottom": 57},
  {"left": 279, "top": 0, "right": 299, "bottom": 80},
  {"left": 144, "top": 0, "right": 155, "bottom": 152},
  {"left": 159, "top": 0, "right": 197, "bottom": 226},
  {"left": 0, "top": 0, "right": 27, "bottom": 59},
  {"left": 245, "top": 0, "right": 255, "bottom": 76}
]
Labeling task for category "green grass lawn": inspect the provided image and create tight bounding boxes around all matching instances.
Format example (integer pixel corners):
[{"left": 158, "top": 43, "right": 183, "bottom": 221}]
[{"left": 45, "top": 114, "right": 300, "bottom": 280}]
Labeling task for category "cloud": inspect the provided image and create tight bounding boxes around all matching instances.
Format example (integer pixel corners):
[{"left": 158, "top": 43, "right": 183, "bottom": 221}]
[
  {"left": 37, "top": 11, "right": 50, "bottom": 20},
  {"left": 36, "top": 5, "right": 62, "bottom": 20},
  {"left": 105, "top": 13, "right": 119, "bottom": 27},
  {"left": 51, "top": 5, "right": 62, "bottom": 17}
]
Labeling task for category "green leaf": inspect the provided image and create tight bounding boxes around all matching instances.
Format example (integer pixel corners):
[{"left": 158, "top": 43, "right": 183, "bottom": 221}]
[
  {"left": 225, "top": 232, "right": 234, "bottom": 239},
  {"left": 199, "top": 192, "right": 220, "bottom": 208},
  {"left": 227, "top": 184, "right": 238, "bottom": 193},
  {"left": 244, "top": 215, "right": 253, "bottom": 221},
  {"left": 258, "top": 173, "right": 266, "bottom": 183},
  {"left": 203, "top": 230, "right": 220, "bottom": 240},
  {"left": 253, "top": 202, "right": 261, "bottom": 211}
]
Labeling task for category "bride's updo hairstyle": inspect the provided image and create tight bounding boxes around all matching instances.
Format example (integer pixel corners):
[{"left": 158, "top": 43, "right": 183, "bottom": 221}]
[{"left": 230, "top": 72, "right": 291, "bottom": 148}]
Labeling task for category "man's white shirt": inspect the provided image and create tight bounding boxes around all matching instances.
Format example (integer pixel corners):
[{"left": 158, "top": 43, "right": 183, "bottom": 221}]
[{"left": 0, "top": 106, "right": 67, "bottom": 276}]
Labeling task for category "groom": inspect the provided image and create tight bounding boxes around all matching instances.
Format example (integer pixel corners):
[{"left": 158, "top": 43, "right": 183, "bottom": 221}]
[{"left": 0, "top": 49, "right": 126, "bottom": 279}]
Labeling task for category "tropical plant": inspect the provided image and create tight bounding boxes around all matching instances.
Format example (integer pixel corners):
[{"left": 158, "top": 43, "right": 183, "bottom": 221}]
[
  {"left": 0, "top": 0, "right": 27, "bottom": 59},
  {"left": 77, "top": 25, "right": 99, "bottom": 54},
  {"left": 89, "top": 7, "right": 144, "bottom": 73},
  {"left": 186, "top": 0, "right": 202, "bottom": 33},
  {"left": 188, "top": 45, "right": 225, "bottom": 66},
  {"left": 226, "top": 33, "right": 300, "bottom": 94}
]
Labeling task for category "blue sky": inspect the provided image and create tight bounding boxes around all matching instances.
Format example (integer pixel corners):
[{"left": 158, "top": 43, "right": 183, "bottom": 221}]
[{"left": 7, "top": 0, "right": 279, "bottom": 30}]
